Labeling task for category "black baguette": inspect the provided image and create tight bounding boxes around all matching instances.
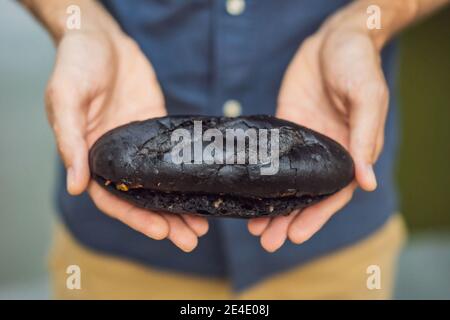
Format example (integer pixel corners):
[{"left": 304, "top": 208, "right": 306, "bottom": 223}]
[{"left": 89, "top": 115, "right": 354, "bottom": 218}]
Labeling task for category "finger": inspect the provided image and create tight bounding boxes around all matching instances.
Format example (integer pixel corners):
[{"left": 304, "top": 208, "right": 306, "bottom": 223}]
[
  {"left": 164, "top": 214, "right": 199, "bottom": 252},
  {"left": 260, "top": 210, "right": 300, "bottom": 252},
  {"left": 88, "top": 182, "right": 169, "bottom": 240},
  {"left": 288, "top": 183, "right": 356, "bottom": 244},
  {"left": 248, "top": 217, "right": 272, "bottom": 236},
  {"left": 45, "top": 83, "right": 90, "bottom": 195},
  {"left": 349, "top": 80, "right": 388, "bottom": 191},
  {"left": 374, "top": 87, "right": 389, "bottom": 162},
  {"left": 373, "top": 129, "right": 384, "bottom": 162},
  {"left": 181, "top": 214, "right": 209, "bottom": 237},
  {"left": 372, "top": 95, "right": 388, "bottom": 163}
]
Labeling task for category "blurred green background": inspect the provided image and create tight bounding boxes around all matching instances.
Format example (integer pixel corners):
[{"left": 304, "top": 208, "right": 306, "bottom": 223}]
[
  {"left": 397, "top": 6, "right": 450, "bottom": 232},
  {"left": 0, "top": 2, "right": 449, "bottom": 299}
]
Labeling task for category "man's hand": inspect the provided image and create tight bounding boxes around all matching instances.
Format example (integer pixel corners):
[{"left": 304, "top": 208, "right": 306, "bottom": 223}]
[
  {"left": 26, "top": 0, "right": 208, "bottom": 252},
  {"left": 250, "top": 0, "right": 450, "bottom": 252},
  {"left": 247, "top": 0, "right": 421, "bottom": 252}
]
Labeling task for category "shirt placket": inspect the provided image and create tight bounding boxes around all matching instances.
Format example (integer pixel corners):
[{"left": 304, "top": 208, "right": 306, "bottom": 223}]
[
  {"left": 212, "top": 0, "right": 260, "bottom": 289},
  {"left": 212, "top": 0, "right": 254, "bottom": 118}
]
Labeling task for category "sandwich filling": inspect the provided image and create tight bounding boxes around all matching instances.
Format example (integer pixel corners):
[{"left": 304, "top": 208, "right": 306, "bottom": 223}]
[{"left": 94, "top": 175, "right": 332, "bottom": 218}]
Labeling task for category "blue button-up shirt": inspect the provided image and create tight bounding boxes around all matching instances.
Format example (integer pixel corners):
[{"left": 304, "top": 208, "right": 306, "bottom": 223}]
[{"left": 57, "top": 0, "right": 399, "bottom": 291}]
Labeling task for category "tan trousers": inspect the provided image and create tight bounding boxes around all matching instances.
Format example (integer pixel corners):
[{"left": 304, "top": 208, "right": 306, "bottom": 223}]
[{"left": 49, "top": 214, "right": 406, "bottom": 300}]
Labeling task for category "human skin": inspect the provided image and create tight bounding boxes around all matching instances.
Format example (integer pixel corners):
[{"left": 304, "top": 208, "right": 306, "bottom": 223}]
[
  {"left": 21, "top": 0, "right": 449, "bottom": 252},
  {"left": 21, "top": 0, "right": 208, "bottom": 252},
  {"left": 248, "top": 0, "right": 450, "bottom": 252}
]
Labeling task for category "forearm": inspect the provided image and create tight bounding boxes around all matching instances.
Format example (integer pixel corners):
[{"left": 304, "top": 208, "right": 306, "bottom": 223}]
[
  {"left": 19, "top": 0, "right": 121, "bottom": 42},
  {"left": 324, "top": 0, "right": 450, "bottom": 49}
]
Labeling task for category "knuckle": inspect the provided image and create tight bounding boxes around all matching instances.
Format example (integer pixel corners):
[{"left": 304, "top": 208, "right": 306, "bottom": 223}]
[
  {"left": 369, "top": 81, "right": 389, "bottom": 103},
  {"left": 300, "top": 36, "right": 316, "bottom": 51},
  {"left": 353, "top": 80, "right": 389, "bottom": 108},
  {"left": 52, "top": 122, "right": 66, "bottom": 143},
  {"left": 45, "top": 82, "right": 66, "bottom": 114},
  {"left": 122, "top": 36, "right": 142, "bottom": 55},
  {"left": 45, "top": 82, "right": 61, "bottom": 105},
  {"left": 46, "top": 81, "right": 80, "bottom": 110}
]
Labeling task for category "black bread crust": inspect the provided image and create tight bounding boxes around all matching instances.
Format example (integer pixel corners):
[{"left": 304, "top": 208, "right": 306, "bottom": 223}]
[{"left": 89, "top": 115, "right": 354, "bottom": 218}]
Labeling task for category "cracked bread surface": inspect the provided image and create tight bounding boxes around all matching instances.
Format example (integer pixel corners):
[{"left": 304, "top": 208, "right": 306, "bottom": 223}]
[{"left": 89, "top": 115, "right": 354, "bottom": 218}]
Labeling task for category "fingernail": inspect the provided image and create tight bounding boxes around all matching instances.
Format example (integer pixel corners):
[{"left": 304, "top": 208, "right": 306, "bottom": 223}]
[
  {"left": 66, "top": 167, "right": 75, "bottom": 193},
  {"left": 365, "top": 164, "right": 377, "bottom": 191}
]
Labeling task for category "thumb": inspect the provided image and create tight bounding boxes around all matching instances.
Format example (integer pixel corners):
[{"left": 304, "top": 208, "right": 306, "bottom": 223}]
[
  {"left": 349, "top": 81, "right": 388, "bottom": 192},
  {"left": 45, "top": 85, "right": 90, "bottom": 195}
]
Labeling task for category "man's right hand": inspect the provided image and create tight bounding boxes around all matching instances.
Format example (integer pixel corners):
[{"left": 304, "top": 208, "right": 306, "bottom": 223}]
[{"left": 24, "top": 0, "right": 208, "bottom": 252}]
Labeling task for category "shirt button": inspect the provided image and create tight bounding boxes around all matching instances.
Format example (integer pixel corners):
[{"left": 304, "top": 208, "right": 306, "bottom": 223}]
[
  {"left": 223, "top": 100, "right": 242, "bottom": 117},
  {"left": 226, "top": 0, "right": 245, "bottom": 16}
]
